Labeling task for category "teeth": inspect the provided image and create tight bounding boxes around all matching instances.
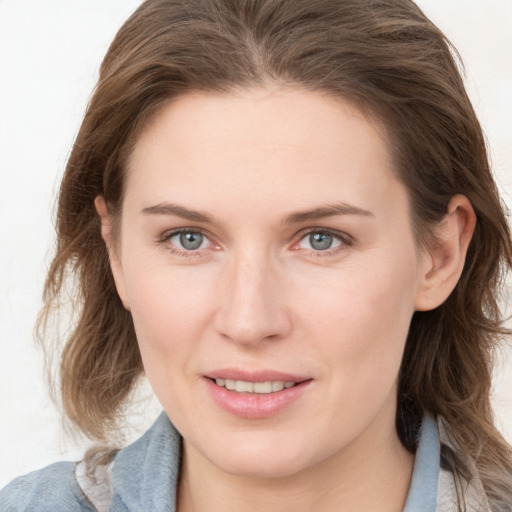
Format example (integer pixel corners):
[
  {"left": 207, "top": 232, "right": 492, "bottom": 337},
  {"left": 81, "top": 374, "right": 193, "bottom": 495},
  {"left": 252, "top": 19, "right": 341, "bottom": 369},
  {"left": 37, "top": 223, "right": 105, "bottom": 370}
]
[
  {"left": 254, "top": 382, "right": 272, "bottom": 393},
  {"left": 235, "top": 380, "right": 254, "bottom": 393},
  {"left": 215, "top": 379, "right": 297, "bottom": 394},
  {"left": 272, "top": 381, "right": 284, "bottom": 392}
]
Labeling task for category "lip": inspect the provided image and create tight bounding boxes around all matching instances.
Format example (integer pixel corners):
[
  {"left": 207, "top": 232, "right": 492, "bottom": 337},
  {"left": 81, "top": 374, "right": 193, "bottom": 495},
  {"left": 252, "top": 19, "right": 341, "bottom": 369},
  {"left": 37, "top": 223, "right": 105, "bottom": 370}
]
[
  {"left": 204, "top": 368, "right": 312, "bottom": 419},
  {"left": 206, "top": 368, "right": 308, "bottom": 383}
]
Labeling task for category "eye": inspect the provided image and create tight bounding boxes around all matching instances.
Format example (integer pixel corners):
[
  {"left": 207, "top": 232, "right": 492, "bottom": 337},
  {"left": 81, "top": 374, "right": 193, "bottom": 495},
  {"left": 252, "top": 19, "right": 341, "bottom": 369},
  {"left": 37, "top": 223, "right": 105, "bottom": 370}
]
[
  {"left": 296, "top": 230, "right": 349, "bottom": 252},
  {"left": 168, "top": 230, "right": 211, "bottom": 251}
]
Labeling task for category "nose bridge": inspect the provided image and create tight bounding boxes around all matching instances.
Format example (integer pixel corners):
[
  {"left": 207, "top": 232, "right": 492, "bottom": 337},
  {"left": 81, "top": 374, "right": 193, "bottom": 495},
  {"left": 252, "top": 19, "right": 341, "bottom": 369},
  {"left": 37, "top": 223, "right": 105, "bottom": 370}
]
[{"left": 215, "top": 246, "right": 290, "bottom": 345}]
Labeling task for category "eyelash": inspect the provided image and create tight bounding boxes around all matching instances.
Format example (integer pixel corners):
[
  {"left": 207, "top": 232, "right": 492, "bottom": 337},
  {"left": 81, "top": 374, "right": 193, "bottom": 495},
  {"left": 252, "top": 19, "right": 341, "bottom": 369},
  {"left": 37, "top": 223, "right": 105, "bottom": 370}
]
[
  {"left": 293, "top": 228, "right": 353, "bottom": 257},
  {"left": 158, "top": 227, "right": 353, "bottom": 258},
  {"left": 158, "top": 228, "right": 213, "bottom": 258}
]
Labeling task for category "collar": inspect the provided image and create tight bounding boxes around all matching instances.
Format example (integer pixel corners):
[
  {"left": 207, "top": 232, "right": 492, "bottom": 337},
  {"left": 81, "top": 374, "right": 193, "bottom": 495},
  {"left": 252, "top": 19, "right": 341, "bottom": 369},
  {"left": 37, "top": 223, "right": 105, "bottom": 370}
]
[
  {"left": 110, "top": 412, "right": 180, "bottom": 511},
  {"left": 103, "top": 412, "right": 484, "bottom": 512},
  {"left": 403, "top": 415, "right": 440, "bottom": 512}
]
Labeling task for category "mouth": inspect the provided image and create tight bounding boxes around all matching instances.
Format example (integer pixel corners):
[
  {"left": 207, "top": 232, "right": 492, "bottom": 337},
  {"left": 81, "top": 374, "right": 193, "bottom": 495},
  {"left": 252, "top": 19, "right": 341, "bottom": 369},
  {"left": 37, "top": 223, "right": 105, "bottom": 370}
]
[{"left": 204, "top": 371, "right": 312, "bottom": 419}]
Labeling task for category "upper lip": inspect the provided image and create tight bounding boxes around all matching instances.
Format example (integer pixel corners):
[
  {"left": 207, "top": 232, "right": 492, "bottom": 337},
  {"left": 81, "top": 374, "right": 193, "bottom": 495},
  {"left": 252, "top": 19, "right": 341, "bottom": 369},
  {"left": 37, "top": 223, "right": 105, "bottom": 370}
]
[{"left": 206, "top": 368, "right": 309, "bottom": 383}]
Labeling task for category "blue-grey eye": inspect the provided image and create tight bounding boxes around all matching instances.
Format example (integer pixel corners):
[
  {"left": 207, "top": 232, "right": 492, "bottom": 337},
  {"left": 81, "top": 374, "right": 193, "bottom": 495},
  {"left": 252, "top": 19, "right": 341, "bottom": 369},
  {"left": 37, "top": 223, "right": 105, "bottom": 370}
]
[
  {"left": 298, "top": 231, "right": 343, "bottom": 251},
  {"left": 169, "top": 231, "right": 208, "bottom": 250},
  {"left": 310, "top": 232, "right": 333, "bottom": 250}
]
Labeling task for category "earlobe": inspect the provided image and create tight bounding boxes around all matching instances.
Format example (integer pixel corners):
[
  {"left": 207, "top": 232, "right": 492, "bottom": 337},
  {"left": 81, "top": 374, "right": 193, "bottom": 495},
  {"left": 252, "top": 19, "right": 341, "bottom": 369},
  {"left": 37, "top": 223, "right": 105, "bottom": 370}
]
[
  {"left": 94, "top": 196, "right": 130, "bottom": 310},
  {"left": 414, "top": 195, "right": 476, "bottom": 311}
]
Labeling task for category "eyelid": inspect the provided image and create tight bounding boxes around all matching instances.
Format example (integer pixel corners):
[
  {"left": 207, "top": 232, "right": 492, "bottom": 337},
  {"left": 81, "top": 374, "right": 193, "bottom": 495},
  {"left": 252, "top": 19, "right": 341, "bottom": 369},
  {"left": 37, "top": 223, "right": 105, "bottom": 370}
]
[
  {"left": 291, "top": 227, "right": 354, "bottom": 253},
  {"left": 296, "top": 227, "right": 353, "bottom": 242},
  {"left": 158, "top": 227, "right": 218, "bottom": 256},
  {"left": 159, "top": 227, "right": 210, "bottom": 242}
]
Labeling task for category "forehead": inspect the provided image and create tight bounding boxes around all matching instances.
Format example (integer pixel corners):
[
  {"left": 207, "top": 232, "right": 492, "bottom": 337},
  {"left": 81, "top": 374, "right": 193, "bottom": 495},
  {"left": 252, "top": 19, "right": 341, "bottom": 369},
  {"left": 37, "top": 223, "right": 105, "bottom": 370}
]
[{"left": 125, "top": 86, "right": 405, "bottom": 220}]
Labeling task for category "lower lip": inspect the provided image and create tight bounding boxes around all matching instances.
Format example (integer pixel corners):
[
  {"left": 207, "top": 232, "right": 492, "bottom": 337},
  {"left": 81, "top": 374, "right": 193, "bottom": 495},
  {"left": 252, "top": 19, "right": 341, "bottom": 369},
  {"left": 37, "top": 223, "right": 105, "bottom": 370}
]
[{"left": 204, "top": 378, "right": 312, "bottom": 419}]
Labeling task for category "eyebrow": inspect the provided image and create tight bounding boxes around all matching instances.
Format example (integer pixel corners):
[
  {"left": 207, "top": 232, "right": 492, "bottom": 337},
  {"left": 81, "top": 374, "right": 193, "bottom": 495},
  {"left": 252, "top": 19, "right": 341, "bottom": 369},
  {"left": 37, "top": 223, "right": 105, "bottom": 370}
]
[
  {"left": 141, "top": 203, "right": 214, "bottom": 223},
  {"left": 141, "top": 201, "right": 374, "bottom": 224},
  {"left": 283, "top": 203, "right": 374, "bottom": 224}
]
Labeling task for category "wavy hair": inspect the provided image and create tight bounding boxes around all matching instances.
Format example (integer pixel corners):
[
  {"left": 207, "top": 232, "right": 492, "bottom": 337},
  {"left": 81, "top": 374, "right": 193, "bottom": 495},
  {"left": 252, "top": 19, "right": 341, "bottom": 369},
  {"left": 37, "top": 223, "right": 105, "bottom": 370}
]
[{"left": 38, "top": 0, "right": 512, "bottom": 508}]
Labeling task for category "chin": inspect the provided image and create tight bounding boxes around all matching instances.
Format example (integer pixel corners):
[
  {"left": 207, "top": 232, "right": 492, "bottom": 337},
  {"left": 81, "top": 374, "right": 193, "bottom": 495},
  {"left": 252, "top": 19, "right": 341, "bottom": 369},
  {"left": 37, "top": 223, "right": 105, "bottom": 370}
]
[
  {"left": 197, "top": 430, "right": 319, "bottom": 480},
  {"left": 215, "top": 453, "right": 309, "bottom": 480}
]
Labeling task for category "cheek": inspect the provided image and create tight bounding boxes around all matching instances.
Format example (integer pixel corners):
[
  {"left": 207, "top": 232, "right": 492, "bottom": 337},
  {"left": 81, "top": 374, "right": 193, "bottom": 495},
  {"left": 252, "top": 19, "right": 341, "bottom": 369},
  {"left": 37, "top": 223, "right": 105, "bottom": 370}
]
[
  {"left": 298, "top": 251, "right": 419, "bottom": 391},
  {"left": 126, "top": 266, "right": 216, "bottom": 348},
  {"left": 123, "top": 264, "right": 220, "bottom": 416}
]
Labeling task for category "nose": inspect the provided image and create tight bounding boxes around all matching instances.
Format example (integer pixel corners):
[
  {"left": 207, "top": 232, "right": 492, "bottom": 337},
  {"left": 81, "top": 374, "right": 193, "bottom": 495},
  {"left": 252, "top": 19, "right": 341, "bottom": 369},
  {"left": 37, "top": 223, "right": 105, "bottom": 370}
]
[{"left": 214, "top": 252, "right": 292, "bottom": 346}]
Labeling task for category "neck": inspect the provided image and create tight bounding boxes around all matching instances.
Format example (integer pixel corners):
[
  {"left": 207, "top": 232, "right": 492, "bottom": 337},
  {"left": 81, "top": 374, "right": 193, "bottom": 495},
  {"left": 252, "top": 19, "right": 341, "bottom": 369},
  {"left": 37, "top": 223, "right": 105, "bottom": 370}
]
[{"left": 177, "top": 414, "right": 414, "bottom": 512}]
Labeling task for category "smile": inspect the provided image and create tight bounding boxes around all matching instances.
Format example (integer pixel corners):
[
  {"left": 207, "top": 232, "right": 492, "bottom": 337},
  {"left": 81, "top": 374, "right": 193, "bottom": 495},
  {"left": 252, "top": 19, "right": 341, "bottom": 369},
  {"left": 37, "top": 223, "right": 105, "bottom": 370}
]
[
  {"left": 214, "top": 378, "right": 297, "bottom": 394},
  {"left": 205, "top": 374, "right": 312, "bottom": 419}
]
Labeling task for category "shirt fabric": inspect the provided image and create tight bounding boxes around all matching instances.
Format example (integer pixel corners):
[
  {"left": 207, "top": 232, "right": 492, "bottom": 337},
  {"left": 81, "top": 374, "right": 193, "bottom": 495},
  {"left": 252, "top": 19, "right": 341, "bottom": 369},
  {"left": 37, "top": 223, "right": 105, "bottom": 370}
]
[{"left": 0, "top": 412, "right": 491, "bottom": 511}]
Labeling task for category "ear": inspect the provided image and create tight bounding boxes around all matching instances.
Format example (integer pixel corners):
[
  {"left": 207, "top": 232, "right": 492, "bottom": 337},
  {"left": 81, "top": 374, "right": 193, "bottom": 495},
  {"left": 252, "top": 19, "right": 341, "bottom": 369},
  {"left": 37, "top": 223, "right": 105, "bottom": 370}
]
[
  {"left": 414, "top": 195, "right": 476, "bottom": 311},
  {"left": 94, "top": 196, "right": 130, "bottom": 310}
]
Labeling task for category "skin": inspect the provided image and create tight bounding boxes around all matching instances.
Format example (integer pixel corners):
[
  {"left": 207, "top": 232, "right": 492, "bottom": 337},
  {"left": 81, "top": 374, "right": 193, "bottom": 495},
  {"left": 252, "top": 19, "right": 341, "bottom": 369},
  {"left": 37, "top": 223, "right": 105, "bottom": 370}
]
[{"left": 97, "top": 85, "right": 475, "bottom": 512}]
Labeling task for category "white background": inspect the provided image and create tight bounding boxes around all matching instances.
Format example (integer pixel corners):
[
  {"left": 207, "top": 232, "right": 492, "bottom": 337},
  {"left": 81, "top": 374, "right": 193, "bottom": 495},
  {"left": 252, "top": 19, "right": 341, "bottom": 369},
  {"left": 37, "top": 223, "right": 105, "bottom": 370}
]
[{"left": 1, "top": 0, "right": 511, "bottom": 488}]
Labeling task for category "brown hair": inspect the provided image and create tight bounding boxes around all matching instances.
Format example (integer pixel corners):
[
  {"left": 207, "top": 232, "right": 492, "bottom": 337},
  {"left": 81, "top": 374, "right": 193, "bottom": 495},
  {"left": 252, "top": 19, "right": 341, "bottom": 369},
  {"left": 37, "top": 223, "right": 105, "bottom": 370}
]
[{"left": 38, "top": 0, "right": 512, "bottom": 507}]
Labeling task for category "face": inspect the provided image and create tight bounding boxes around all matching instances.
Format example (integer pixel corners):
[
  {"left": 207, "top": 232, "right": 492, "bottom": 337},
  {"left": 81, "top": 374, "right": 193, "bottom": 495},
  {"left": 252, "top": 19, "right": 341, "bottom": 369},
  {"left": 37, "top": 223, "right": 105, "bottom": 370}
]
[{"left": 107, "top": 86, "right": 431, "bottom": 479}]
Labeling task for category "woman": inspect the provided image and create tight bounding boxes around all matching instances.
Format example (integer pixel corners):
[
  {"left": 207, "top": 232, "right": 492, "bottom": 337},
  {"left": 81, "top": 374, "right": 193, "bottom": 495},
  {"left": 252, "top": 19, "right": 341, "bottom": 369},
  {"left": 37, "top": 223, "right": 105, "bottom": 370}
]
[{"left": 1, "top": 0, "right": 511, "bottom": 510}]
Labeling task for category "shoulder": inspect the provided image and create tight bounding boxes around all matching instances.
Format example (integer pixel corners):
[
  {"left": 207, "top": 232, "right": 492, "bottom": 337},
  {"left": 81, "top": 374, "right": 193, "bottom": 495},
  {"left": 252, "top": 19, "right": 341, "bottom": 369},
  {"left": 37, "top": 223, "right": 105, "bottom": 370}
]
[
  {"left": 436, "top": 417, "right": 495, "bottom": 512},
  {"left": 74, "top": 412, "right": 181, "bottom": 511},
  {"left": 0, "top": 413, "right": 182, "bottom": 512},
  {"left": 0, "top": 461, "right": 96, "bottom": 512}
]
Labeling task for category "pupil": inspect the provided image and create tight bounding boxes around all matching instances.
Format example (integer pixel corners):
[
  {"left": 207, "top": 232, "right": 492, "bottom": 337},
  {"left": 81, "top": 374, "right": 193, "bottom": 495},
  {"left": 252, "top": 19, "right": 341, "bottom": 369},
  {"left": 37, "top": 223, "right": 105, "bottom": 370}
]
[
  {"left": 310, "top": 232, "right": 332, "bottom": 250},
  {"left": 180, "top": 232, "right": 203, "bottom": 250}
]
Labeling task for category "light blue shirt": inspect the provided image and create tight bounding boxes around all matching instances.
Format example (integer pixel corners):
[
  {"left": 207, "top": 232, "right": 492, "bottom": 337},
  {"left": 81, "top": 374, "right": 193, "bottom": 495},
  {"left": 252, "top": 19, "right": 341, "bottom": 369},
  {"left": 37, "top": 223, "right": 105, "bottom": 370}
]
[
  {"left": 403, "top": 415, "right": 439, "bottom": 512},
  {"left": 1, "top": 413, "right": 441, "bottom": 511}
]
